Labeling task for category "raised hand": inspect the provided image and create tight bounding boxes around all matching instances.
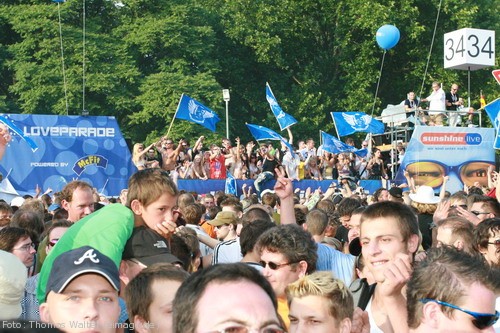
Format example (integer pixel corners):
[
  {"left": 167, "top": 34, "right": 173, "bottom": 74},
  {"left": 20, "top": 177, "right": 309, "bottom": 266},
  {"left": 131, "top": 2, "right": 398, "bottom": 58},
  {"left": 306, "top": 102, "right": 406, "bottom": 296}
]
[{"left": 273, "top": 168, "right": 294, "bottom": 201}]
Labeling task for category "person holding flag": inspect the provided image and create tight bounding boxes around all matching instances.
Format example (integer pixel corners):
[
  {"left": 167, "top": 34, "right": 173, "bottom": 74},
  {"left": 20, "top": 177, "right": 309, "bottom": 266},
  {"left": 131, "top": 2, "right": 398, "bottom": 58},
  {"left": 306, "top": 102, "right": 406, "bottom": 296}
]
[{"left": 246, "top": 124, "right": 292, "bottom": 194}]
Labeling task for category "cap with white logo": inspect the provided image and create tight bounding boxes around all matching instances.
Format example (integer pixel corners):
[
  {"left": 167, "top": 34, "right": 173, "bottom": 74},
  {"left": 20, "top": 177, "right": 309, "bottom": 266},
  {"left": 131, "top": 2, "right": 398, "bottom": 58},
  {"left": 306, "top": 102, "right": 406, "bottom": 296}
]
[
  {"left": 122, "top": 226, "right": 182, "bottom": 267},
  {"left": 45, "top": 246, "right": 120, "bottom": 301}
]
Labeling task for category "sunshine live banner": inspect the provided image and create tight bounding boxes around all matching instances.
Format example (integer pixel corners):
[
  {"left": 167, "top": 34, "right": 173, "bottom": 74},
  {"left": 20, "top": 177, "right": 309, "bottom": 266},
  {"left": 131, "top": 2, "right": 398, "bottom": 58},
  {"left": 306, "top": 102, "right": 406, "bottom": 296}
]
[
  {"left": 394, "top": 126, "right": 495, "bottom": 193},
  {"left": 0, "top": 114, "right": 136, "bottom": 196}
]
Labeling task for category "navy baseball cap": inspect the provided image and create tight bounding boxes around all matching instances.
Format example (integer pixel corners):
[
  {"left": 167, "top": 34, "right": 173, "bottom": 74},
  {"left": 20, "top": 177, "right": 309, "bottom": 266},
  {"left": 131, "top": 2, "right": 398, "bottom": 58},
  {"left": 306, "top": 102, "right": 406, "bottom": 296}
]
[{"left": 46, "top": 246, "right": 120, "bottom": 300}]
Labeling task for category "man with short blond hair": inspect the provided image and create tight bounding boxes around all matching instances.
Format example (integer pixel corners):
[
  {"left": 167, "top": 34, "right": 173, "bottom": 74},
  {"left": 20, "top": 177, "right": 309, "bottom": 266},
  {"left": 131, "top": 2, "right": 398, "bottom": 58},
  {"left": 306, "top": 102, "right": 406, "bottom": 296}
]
[{"left": 286, "top": 271, "right": 354, "bottom": 333}]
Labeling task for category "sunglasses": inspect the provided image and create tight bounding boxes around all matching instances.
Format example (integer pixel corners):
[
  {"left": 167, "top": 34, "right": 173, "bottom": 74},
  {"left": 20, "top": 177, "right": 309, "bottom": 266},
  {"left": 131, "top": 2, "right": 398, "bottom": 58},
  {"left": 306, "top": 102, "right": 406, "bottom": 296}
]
[
  {"left": 471, "top": 211, "right": 490, "bottom": 216},
  {"left": 420, "top": 299, "right": 499, "bottom": 329},
  {"left": 451, "top": 204, "right": 467, "bottom": 210},
  {"left": 406, "top": 160, "right": 494, "bottom": 188},
  {"left": 259, "top": 260, "right": 297, "bottom": 270},
  {"left": 487, "top": 239, "right": 500, "bottom": 247},
  {"left": 48, "top": 239, "right": 60, "bottom": 247}
]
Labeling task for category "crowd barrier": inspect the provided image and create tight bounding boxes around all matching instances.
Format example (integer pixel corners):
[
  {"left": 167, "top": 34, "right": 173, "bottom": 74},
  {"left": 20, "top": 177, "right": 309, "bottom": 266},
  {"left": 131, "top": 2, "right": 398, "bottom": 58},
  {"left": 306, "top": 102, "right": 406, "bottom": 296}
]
[{"left": 177, "top": 179, "right": 384, "bottom": 196}]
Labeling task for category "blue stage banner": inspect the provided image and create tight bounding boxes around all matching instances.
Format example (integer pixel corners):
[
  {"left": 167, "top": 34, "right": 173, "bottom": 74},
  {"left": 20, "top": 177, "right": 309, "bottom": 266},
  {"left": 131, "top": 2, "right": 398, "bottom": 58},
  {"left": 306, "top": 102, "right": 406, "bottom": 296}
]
[
  {"left": 178, "top": 179, "right": 383, "bottom": 196},
  {"left": 393, "top": 126, "right": 495, "bottom": 193},
  {"left": 0, "top": 114, "right": 136, "bottom": 196}
]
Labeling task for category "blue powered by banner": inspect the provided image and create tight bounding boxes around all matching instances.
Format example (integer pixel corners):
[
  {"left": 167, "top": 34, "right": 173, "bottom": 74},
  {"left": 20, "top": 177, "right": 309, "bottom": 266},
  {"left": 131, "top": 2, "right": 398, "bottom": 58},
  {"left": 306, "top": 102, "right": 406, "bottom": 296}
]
[{"left": 0, "top": 114, "right": 136, "bottom": 196}]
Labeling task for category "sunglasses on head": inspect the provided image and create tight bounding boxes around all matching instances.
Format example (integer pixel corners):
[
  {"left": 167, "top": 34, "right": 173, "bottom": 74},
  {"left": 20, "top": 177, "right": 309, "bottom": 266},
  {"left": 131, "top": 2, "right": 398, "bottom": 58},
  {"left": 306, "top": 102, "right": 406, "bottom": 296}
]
[
  {"left": 420, "top": 299, "right": 499, "bottom": 329},
  {"left": 259, "top": 260, "right": 298, "bottom": 270}
]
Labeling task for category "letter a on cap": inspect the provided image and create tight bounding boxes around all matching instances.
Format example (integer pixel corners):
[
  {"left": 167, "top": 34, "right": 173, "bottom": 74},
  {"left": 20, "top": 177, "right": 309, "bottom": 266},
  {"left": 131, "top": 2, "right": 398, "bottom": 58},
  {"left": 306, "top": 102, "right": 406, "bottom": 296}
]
[{"left": 74, "top": 249, "right": 100, "bottom": 265}]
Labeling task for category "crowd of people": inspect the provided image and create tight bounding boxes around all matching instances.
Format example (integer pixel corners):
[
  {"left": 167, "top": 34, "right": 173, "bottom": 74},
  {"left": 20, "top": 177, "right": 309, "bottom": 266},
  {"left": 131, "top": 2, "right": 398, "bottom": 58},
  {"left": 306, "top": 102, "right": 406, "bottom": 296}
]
[
  {"left": 130, "top": 133, "right": 405, "bottom": 186},
  {"left": 0, "top": 163, "right": 498, "bottom": 333}
]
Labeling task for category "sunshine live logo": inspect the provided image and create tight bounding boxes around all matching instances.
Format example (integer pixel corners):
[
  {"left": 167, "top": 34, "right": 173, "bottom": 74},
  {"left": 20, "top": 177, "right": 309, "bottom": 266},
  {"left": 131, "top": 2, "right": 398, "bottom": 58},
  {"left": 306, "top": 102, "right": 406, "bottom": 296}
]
[{"left": 420, "top": 132, "right": 482, "bottom": 145}]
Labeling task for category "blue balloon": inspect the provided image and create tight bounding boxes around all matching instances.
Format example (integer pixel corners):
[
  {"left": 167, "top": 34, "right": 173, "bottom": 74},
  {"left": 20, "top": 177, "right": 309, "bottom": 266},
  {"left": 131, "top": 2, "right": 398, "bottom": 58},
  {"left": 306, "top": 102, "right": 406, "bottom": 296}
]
[{"left": 376, "top": 25, "right": 400, "bottom": 50}]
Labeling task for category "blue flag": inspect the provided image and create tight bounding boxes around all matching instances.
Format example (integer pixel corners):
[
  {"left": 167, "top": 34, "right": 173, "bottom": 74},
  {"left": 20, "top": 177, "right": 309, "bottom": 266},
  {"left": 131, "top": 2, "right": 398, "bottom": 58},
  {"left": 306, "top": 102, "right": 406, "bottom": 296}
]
[
  {"left": 266, "top": 83, "right": 297, "bottom": 131},
  {"left": 321, "top": 131, "right": 368, "bottom": 157},
  {"left": 175, "top": 94, "right": 220, "bottom": 132},
  {"left": 225, "top": 171, "right": 237, "bottom": 196},
  {"left": 331, "top": 112, "right": 385, "bottom": 137},
  {"left": 484, "top": 98, "right": 500, "bottom": 149},
  {"left": 246, "top": 124, "right": 295, "bottom": 156},
  {"left": 485, "top": 98, "right": 500, "bottom": 130}
]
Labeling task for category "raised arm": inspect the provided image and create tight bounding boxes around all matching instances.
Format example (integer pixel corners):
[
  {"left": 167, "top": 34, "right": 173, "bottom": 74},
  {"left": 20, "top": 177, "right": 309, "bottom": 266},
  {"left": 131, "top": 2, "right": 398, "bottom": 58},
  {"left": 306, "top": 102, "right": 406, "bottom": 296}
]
[
  {"left": 404, "top": 170, "right": 416, "bottom": 193},
  {"left": 439, "top": 176, "right": 449, "bottom": 200},
  {"left": 274, "top": 168, "right": 296, "bottom": 225},
  {"left": 286, "top": 127, "right": 294, "bottom": 145},
  {"left": 234, "top": 137, "right": 241, "bottom": 163},
  {"left": 192, "top": 135, "right": 205, "bottom": 155},
  {"left": 0, "top": 124, "right": 12, "bottom": 162}
]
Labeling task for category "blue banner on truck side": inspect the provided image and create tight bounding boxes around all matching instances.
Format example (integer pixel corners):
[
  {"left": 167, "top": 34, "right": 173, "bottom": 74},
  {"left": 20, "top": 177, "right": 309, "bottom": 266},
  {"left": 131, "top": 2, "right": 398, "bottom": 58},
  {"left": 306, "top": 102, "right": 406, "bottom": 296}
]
[{"left": 0, "top": 114, "right": 136, "bottom": 196}]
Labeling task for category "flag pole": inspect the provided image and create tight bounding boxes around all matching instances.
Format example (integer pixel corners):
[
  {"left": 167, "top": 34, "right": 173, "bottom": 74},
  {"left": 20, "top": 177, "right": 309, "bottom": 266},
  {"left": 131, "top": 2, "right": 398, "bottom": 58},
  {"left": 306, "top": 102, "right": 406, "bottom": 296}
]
[
  {"left": 166, "top": 94, "right": 183, "bottom": 139},
  {"left": 100, "top": 178, "right": 109, "bottom": 194},
  {"left": 330, "top": 113, "right": 341, "bottom": 139},
  {"left": 371, "top": 50, "right": 386, "bottom": 116}
]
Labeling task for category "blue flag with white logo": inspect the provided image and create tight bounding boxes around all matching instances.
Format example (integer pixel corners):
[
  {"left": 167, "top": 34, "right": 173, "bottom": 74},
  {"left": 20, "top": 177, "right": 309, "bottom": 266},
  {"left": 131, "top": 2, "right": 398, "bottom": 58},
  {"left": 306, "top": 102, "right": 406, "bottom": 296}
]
[
  {"left": 246, "top": 124, "right": 295, "bottom": 156},
  {"left": 266, "top": 83, "right": 297, "bottom": 131},
  {"left": 484, "top": 98, "right": 500, "bottom": 149},
  {"left": 331, "top": 112, "right": 385, "bottom": 137},
  {"left": 175, "top": 94, "right": 220, "bottom": 132},
  {"left": 321, "top": 131, "right": 368, "bottom": 157},
  {"left": 225, "top": 171, "right": 237, "bottom": 196}
]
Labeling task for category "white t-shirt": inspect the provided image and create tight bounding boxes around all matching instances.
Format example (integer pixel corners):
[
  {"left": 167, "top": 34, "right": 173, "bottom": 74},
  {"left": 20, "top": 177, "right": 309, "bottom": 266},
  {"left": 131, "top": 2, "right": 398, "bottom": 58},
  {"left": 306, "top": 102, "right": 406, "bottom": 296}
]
[
  {"left": 426, "top": 88, "right": 446, "bottom": 114},
  {"left": 212, "top": 238, "right": 242, "bottom": 265},
  {"left": 365, "top": 298, "right": 385, "bottom": 333},
  {"left": 282, "top": 151, "right": 300, "bottom": 180},
  {"left": 185, "top": 224, "right": 213, "bottom": 257}
]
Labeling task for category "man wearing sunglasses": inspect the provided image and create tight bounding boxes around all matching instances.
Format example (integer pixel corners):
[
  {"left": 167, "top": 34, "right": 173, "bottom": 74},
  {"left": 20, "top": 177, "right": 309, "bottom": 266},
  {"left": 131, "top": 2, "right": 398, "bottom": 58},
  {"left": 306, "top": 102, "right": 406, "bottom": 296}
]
[
  {"left": 466, "top": 196, "right": 500, "bottom": 225},
  {"left": 407, "top": 246, "right": 499, "bottom": 332},
  {"left": 256, "top": 224, "right": 317, "bottom": 329}
]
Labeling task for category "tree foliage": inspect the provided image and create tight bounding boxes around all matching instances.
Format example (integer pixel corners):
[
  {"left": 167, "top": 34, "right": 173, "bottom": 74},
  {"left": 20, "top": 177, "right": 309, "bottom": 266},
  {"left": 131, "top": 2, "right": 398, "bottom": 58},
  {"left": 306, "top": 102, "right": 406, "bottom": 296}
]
[{"left": 0, "top": 0, "right": 498, "bottom": 145}]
